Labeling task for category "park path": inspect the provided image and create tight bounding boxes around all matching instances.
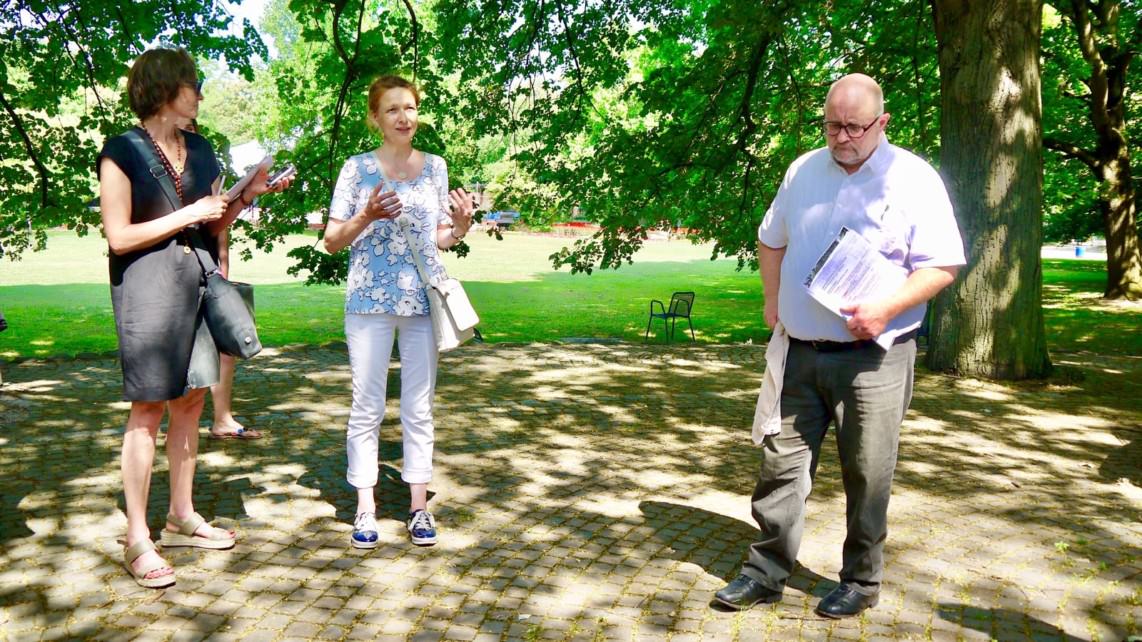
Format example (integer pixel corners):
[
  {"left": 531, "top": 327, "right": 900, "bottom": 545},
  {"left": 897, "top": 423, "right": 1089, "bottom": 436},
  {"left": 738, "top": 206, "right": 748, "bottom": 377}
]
[{"left": 1, "top": 342, "right": 1139, "bottom": 641}]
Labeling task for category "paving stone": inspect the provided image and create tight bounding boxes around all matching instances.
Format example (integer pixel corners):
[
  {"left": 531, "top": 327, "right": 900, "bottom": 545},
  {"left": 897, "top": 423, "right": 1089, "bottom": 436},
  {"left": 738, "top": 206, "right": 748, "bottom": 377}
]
[{"left": 1, "top": 343, "right": 1138, "bottom": 642}]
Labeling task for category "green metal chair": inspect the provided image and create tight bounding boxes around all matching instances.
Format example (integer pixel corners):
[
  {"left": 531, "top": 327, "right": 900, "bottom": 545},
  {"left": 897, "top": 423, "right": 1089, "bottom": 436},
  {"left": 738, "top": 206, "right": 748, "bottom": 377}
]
[{"left": 645, "top": 291, "right": 695, "bottom": 342}]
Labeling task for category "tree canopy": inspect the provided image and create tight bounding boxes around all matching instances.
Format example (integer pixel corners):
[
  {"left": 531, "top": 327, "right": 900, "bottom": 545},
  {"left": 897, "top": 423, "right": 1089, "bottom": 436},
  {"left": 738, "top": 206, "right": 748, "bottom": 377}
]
[
  {"left": 3, "top": 0, "right": 1140, "bottom": 379},
  {"left": 0, "top": 1, "right": 265, "bottom": 257},
  {"left": 435, "top": 0, "right": 945, "bottom": 274},
  {"left": 1042, "top": 0, "right": 1142, "bottom": 299}
]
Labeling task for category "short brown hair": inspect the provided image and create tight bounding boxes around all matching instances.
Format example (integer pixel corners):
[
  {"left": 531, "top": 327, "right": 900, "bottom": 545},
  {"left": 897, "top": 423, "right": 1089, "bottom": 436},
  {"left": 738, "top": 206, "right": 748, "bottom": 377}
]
[
  {"left": 127, "top": 48, "right": 197, "bottom": 120},
  {"left": 366, "top": 75, "right": 420, "bottom": 130}
]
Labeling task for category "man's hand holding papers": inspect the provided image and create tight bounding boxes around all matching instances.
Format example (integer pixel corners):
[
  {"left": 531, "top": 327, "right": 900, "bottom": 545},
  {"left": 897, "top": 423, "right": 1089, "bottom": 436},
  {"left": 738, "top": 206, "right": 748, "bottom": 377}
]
[{"left": 803, "top": 227, "right": 907, "bottom": 349}]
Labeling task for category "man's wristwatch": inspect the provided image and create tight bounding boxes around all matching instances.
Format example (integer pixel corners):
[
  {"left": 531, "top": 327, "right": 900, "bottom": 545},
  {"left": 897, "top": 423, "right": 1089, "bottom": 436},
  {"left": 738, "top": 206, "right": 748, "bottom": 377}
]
[{"left": 450, "top": 227, "right": 466, "bottom": 240}]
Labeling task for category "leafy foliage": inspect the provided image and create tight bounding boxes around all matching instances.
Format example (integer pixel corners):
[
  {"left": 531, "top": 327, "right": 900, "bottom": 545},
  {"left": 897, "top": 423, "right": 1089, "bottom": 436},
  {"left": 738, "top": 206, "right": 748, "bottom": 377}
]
[
  {"left": 1041, "top": 1, "right": 1140, "bottom": 243},
  {"left": 1040, "top": 0, "right": 1142, "bottom": 298},
  {"left": 0, "top": 1, "right": 265, "bottom": 259},
  {"left": 2, "top": 0, "right": 1131, "bottom": 298},
  {"left": 223, "top": 0, "right": 497, "bottom": 285},
  {"left": 434, "top": 0, "right": 942, "bottom": 273}
]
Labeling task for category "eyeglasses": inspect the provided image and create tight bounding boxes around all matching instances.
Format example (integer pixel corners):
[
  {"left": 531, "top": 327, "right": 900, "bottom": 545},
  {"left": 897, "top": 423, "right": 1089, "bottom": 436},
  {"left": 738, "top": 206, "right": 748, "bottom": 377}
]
[
  {"left": 821, "top": 116, "right": 882, "bottom": 139},
  {"left": 185, "top": 78, "right": 204, "bottom": 94}
]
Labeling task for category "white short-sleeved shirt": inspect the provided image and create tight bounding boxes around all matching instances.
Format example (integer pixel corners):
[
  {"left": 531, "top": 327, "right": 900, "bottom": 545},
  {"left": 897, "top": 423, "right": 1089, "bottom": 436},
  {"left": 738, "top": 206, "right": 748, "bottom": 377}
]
[
  {"left": 328, "top": 151, "right": 452, "bottom": 316},
  {"left": 758, "top": 137, "right": 966, "bottom": 342}
]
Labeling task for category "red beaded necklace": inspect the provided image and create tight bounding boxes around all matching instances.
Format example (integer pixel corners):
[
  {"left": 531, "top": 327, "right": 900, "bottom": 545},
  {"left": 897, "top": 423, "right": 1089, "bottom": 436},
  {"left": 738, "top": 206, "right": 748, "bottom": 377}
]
[{"left": 141, "top": 127, "right": 184, "bottom": 203}]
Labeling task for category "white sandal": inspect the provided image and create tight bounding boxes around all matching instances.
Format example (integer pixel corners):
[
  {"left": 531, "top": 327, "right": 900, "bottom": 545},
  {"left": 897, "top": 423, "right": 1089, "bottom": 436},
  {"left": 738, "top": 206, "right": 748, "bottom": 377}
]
[
  {"left": 160, "top": 512, "right": 236, "bottom": 550},
  {"left": 124, "top": 539, "right": 175, "bottom": 589}
]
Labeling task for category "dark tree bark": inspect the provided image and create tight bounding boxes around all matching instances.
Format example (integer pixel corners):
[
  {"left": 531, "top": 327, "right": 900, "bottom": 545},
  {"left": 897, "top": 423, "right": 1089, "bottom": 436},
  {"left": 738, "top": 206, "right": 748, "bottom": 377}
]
[
  {"left": 1044, "top": 0, "right": 1142, "bottom": 300},
  {"left": 927, "top": 0, "right": 1052, "bottom": 379}
]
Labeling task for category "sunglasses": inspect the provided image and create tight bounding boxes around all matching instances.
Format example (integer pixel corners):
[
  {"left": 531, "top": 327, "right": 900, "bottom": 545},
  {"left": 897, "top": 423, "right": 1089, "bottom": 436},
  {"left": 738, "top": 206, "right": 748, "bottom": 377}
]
[{"left": 185, "top": 77, "right": 204, "bottom": 94}]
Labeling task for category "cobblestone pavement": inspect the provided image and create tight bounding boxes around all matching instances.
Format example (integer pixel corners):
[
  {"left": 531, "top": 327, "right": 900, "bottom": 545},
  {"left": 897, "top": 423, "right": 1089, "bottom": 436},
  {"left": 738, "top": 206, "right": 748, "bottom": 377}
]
[{"left": 1, "top": 343, "right": 1139, "bottom": 641}]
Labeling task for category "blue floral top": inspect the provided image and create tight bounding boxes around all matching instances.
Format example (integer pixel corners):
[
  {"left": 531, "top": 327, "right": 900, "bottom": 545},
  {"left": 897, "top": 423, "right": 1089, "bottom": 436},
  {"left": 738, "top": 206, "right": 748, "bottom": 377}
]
[{"left": 328, "top": 151, "right": 452, "bottom": 316}]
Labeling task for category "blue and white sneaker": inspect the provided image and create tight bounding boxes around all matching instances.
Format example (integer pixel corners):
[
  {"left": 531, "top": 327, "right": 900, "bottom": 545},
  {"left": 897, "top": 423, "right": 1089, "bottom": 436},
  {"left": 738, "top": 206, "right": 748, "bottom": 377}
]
[
  {"left": 406, "top": 509, "right": 437, "bottom": 546},
  {"left": 351, "top": 511, "right": 378, "bottom": 549}
]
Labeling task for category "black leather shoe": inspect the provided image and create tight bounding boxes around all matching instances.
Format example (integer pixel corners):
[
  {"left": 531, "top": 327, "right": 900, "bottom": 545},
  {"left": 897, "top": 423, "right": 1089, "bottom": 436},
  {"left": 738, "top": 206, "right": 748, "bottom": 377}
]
[
  {"left": 712, "top": 574, "right": 783, "bottom": 610},
  {"left": 814, "top": 583, "right": 879, "bottom": 619}
]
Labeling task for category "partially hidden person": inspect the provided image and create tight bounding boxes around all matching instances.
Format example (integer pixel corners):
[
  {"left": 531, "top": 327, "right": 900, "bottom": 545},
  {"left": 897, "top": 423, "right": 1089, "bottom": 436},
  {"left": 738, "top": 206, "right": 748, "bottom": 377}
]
[
  {"left": 712, "top": 73, "right": 966, "bottom": 618},
  {"left": 180, "top": 118, "right": 262, "bottom": 441},
  {"left": 98, "top": 48, "right": 289, "bottom": 588},
  {"left": 323, "top": 75, "right": 475, "bottom": 549}
]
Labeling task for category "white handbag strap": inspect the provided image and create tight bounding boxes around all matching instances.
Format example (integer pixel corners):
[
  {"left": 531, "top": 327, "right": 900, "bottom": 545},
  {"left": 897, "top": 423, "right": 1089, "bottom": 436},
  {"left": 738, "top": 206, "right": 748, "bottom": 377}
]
[{"left": 398, "top": 217, "right": 436, "bottom": 289}]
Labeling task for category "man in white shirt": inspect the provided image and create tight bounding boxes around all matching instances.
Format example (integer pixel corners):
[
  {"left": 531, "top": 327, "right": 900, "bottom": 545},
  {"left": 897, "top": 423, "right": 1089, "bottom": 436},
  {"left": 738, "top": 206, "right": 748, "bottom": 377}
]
[{"left": 713, "top": 74, "right": 966, "bottom": 618}]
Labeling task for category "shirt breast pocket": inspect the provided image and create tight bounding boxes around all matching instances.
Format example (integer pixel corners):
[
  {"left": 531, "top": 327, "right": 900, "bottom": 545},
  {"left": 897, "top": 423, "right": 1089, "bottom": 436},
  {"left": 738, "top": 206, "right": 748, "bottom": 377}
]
[{"left": 867, "top": 200, "right": 910, "bottom": 260}]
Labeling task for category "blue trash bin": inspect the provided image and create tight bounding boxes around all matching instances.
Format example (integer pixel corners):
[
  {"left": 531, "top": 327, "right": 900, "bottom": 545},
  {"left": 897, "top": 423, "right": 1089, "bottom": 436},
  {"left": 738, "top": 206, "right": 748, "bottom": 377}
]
[{"left": 1075, "top": 246, "right": 1085, "bottom": 257}]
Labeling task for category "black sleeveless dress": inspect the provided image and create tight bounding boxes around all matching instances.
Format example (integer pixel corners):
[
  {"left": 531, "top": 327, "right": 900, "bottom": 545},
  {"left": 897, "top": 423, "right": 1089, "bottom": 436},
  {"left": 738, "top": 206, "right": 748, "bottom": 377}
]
[{"left": 98, "top": 128, "right": 222, "bottom": 401}]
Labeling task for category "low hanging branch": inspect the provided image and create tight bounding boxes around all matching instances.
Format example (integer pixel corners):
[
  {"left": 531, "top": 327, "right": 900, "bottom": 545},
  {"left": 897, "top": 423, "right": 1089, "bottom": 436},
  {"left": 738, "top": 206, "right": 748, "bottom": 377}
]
[
  {"left": 555, "top": 0, "right": 589, "bottom": 120},
  {"left": 400, "top": 0, "right": 420, "bottom": 80},
  {"left": 326, "top": 0, "right": 366, "bottom": 183},
  {"left": 47, "top": 8, "right": 110, "bottom": 117},
  {"left": 734, "top": 32, "right": 770, "bottom": 155},
  {"left": 1043, "top": 137, "right": 1100, "bottom": 171},
  {"left": 0, "top": 89, "right": 51, "bottom": 208}
]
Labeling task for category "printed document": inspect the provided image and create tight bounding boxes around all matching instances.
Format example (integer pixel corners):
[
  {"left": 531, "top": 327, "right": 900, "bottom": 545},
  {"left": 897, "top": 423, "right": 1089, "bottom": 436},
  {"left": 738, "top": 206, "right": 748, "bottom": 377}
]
[{"left": 803, "top": 227, "right": 906, "bottom": 350}]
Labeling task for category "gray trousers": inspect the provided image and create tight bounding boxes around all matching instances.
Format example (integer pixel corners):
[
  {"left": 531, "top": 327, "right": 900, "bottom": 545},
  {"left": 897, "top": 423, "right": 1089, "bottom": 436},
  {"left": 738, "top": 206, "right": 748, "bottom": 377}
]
[{"left": 743, "top": 338, "right": 916, "bottom": 593}]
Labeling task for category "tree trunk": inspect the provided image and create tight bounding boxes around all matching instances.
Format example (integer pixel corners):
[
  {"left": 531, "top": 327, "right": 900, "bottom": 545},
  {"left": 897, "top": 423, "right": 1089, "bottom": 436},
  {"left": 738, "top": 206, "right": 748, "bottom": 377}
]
[
  {"left": 926, "top": 0, "right": 1052, "bottom": 379},
  {"left": 1045, "top": 0, "right": 1142, "bottom": 300},
  {"left": 1102, "top": 157, "right": 1142, "bottom": 299}
]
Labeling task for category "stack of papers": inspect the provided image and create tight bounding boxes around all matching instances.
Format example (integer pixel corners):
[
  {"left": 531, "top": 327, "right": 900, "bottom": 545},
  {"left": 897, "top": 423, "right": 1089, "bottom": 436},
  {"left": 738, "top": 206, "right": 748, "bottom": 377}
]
[{"left": 803, "top": 227, "right": 906, "bottom": 349}]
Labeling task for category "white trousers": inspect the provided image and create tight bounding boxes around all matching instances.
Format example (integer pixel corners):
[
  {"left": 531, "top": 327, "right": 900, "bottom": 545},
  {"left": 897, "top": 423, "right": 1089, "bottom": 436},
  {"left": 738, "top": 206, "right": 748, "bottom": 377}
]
[{"left": 345, "top": 313, "right": 438, "bottom": 487}]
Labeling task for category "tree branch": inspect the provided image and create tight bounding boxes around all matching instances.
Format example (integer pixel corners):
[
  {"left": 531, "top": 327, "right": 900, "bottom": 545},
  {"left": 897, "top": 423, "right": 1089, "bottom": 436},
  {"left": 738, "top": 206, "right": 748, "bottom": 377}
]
[
  {"left": 912, "top": 0, "right": 930, "bottom": 149},
  {"left": 49, "top": 6, "right": 110, "bottom": 117},
  {"left": 1044, "top": 136, "right": 1101, "bottom": 171},
  {"left": 1067, "top": 0, "right": 1111, "bottom": 125},
  {"left": 777, "top": 35, "right": 805, "bottom": 156},
  {"left": 0, "top": 89, "right": 51, "bottom": 207},
  {"left": 738, "top": 155, "right": 756, "bottom": 219},
  {"left": 327, "top": 0, "right": 364, "bottom": 183},
  {"left": 329, "top": 0, "right": 352, "bottom": 66},
  {"left": 400, "top": 0, "right": 420, "bottom": 81},
  {"left": 732, "top": 31, "right": 771, "bottom": 157},
  {"left": 115, "top": 5, "right": 136, "bottom": 49},
  {"left": 555, "top": 0, "right": 588, "bottom": 119}
]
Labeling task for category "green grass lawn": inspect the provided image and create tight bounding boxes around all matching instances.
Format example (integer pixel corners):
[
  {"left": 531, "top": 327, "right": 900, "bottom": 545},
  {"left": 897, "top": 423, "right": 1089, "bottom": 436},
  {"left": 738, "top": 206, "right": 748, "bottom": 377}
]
[{"left": 1, "top": 230, "right": 1138, "bottom": 359}]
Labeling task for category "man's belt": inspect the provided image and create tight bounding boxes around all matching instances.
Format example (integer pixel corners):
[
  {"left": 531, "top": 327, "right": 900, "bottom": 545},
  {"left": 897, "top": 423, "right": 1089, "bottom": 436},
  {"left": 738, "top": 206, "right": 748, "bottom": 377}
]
[{"left": 789, "top": 329, "right": 919, "bottom": 353}]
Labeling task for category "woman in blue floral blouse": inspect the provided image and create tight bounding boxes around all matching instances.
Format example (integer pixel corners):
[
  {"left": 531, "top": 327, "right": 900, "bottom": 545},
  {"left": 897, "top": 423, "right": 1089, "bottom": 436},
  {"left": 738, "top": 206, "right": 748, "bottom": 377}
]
[{"left": 323, "top": 75, "right": 474, "bottom": 548}]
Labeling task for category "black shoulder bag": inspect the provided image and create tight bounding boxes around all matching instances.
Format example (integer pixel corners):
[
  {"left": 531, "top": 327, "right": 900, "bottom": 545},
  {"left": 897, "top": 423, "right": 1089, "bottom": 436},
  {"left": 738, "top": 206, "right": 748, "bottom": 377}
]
[{"left": 123, "top": 129, "right": 263, "bottom": 359}]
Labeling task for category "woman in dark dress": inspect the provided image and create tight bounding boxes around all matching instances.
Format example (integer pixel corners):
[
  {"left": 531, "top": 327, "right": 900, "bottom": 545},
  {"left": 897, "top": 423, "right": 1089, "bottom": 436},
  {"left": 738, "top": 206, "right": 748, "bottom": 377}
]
[{"left": 98, "top": 48, "right": 288, "bottom": 588}]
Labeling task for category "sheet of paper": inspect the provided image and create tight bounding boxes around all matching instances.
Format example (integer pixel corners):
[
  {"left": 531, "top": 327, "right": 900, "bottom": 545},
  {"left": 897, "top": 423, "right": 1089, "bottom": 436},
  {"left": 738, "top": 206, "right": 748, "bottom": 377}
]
[
  {"left": 803, "top": 227, "right": 907, "bottom": 349},
  {"left": 225, "top": 155, "right": 273, "bottom": 201}
]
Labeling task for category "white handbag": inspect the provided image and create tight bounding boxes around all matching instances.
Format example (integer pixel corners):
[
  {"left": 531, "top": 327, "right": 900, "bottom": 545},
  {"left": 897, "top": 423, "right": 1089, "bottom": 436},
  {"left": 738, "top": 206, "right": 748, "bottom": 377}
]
[{"left": 399, "top": 218, "right": 479, "bottom": 352}]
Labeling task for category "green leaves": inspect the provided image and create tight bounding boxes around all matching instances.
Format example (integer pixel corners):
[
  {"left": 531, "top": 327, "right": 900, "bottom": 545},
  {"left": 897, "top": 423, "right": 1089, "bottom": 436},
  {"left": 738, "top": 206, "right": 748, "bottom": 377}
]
[
  {"left": 8, "top": 0, "right": 1131, "bottom": 293},
  {"left": 0, "top": 0, "right": 265, "bottom": 259},
  {"left": 434, "top": 0, "right": 944, "bottom": 273}
]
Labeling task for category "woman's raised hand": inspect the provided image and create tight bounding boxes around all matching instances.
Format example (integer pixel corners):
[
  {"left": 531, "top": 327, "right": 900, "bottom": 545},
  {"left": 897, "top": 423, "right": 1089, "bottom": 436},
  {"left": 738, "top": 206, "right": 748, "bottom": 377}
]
[
  {"left": 363, "top": 183, "right": 402, "bottom": 221},
  {"left": 448, "top": 188, "right": 474, "bottom": 236}
]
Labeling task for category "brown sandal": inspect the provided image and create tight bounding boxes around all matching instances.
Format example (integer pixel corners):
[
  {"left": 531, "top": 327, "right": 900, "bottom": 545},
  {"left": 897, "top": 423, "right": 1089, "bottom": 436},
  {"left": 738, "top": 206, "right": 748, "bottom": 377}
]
[
  {"left": 124, "top": 539, "right": 175, "bottom": 589},
  {"left": 160, "top": 512, "right": 236, "bottom": 550}
]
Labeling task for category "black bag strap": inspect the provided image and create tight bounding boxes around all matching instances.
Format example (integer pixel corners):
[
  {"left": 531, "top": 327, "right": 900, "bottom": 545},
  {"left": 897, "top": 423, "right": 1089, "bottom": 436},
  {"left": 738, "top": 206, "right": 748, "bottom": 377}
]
[
  {"left": 122, "top": 128, "right": 219, "bottom": 279},
  {"left": 123, "top": 128, "right": 182, "bottom": 213}
]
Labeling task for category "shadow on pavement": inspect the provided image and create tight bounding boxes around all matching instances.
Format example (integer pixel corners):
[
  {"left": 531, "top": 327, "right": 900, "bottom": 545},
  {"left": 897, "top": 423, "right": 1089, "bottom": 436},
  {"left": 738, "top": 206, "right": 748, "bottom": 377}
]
[
  {"left": 0, "top": 342, "right": 1138, "bottom": 640},
  {"left": 936, "top": 603, "right": 1087, "bottom": 642}
]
